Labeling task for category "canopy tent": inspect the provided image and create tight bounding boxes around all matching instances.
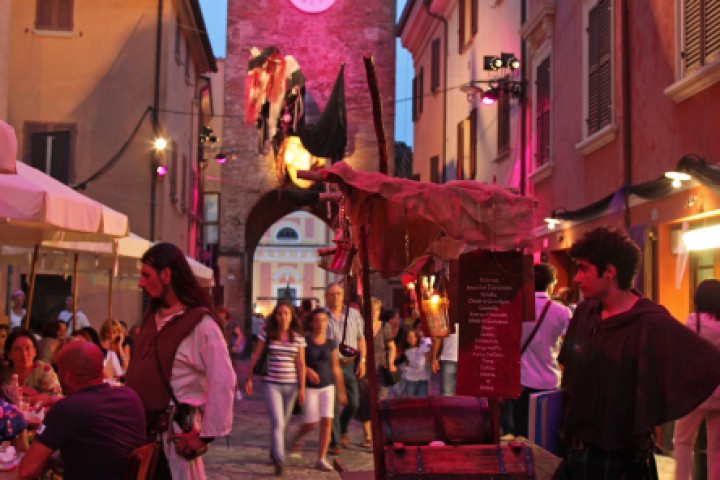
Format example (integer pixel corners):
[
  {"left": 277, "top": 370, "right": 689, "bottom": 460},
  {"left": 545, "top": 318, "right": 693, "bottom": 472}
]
[
  {"left": 0, "top": 162, "right": 128, "bottom": 245},
  {"left": 1, "top": 233, "right": 215, "bottom": 297},
  {"left": 302, "top": 162, "right": 536, "bottom": 480},
  {"left": 312, "top": 161, "right": 536, "bottom": 278}
]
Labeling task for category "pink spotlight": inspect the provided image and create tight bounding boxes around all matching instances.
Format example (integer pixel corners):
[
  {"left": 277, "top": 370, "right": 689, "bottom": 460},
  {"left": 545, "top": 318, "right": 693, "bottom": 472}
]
[{"left": 156, "top": 165, "right": 167, "bottom": 176}]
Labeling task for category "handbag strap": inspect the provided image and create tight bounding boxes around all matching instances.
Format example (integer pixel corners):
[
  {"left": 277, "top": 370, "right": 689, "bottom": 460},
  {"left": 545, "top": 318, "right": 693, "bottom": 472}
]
[{"left": 521, "top": 300, "right": 552, "bottom": 354}]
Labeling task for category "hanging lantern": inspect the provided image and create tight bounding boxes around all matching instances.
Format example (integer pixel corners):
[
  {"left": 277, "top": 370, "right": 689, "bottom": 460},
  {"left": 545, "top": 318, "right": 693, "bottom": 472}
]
[{"left": 422, "top": 293, "right": 451, "bottom": 338}]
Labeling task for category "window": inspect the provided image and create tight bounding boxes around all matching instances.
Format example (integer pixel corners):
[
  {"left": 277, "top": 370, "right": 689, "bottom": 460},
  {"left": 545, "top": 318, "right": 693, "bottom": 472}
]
[
  {"left": 535, "top": 56, "right": 551, "bottom": 168},
  {"left": 175, "top": 15, "right": 183, "bottom": 62},
  {"left": 587, "top": 0, "right": 612, "bottom": 135},
  {"left": 36, "top": 0, "right": 73, "bottom": 31},
  {"left": 25, "top": 123, "right": 75, "bottom": 184},
  {"left": 203, "top": 192, "right": 219, "bottom": 247},
  {"left": 184, "top": 47, "right": 193, "bottom": 85},
  {"left": 276, "top": 227, "right": 299, "bottom": 241},
  {"left": 277, "top": 286, "right": 297, "bottom": 303},
  {"left": 431, "top": 38, "right": 441, "bottom": 93},
  {"left": 412, "top": 67, "right": 424, "bottom": 122},
  {"left": 458, "top": 0, "right": 478, "bottom": 53},
  {"left": 683, "top": 0, "right": 720, "bottom": 73},
  {"left": 430, "top": 155, "right": 440, "bottom": 183},
  {"left": 169, "top": 141, "right": 178, "bottom": 203},
  {"left": 456, "top": 110, "right": 476, "bottom": 180}
]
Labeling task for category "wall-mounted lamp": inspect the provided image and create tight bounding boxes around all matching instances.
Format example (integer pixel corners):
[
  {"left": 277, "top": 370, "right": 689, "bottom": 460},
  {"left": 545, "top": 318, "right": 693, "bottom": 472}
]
[
  {"left": 460, "top": 78, "right": 523, "bottom": 105},
  {"left": 682, "top": 225, "right": 720, "bottom": 251},
  {"left": 664, "top": 171, "right": 691, "bottom": 188},
  {"left": 544, "top": 217, "right": 562, "bottom": 230},
  {"left": 153, "top": 137, "right": 168, "bottom": 151}
]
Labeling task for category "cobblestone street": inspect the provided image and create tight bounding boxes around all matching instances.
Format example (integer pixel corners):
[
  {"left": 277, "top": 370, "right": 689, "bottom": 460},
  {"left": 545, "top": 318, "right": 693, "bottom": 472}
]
[
  {"left": 204, "top": 361, "right": 374, "bottom": 478},
  {"left": 203, "top": 361, "right": 676, "bottom": 479}
]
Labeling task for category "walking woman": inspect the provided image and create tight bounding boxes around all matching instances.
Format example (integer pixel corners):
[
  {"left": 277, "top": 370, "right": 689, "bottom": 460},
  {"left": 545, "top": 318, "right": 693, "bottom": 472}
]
[
  {"left": 289, "top": 308, "right": 346, "bottom": 471},
  {"left": 674, "top": 279, "right": 720, "bottom": 479},
  {"left": 246, "top": 301, "right": 306, "bottom": 477}
]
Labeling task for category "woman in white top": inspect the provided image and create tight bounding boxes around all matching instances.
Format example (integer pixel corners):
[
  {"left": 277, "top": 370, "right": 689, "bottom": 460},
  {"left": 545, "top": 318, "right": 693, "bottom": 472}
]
[
  {"left": 9, "top": 291, "right": 26, "bottom": 330},
  {"left": 99, "top": 319, "right": 129, "bottom": 379},
  {"left": 674, "top": 279, "right": 720, "bottom": 480},
  {"left": 246, "top": 300, "right": 306, "bottom": 477}
]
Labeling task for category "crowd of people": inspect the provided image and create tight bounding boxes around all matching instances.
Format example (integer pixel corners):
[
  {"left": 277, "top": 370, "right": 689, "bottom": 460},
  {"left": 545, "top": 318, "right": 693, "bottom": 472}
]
[{"left": 4, "top": 226, "right": 720, "bottom": 480}]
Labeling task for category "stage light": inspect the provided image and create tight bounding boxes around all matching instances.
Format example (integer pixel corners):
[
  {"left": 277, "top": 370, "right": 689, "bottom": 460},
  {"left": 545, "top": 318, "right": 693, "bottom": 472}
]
[
  {"left": 481, "top": 88, "right": 499, "bottom": 105},
  {"left": 215, "top": 152, "right": 227, "bottom": 164},
  {"left": 153, "top": 137, "right": 168, "bottom": 151}
]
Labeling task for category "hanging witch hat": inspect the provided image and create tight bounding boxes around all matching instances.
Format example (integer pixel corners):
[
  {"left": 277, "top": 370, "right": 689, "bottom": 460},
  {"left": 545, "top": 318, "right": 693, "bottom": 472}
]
[{"left": 297, "top": 64, "right": 347, "bottom": 163}]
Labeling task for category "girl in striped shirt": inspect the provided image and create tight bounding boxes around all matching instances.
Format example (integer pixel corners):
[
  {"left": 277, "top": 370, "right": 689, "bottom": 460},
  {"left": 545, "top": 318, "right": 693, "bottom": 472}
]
[{"left": 246, "top": 301, "right": 306, "bottom": 476}]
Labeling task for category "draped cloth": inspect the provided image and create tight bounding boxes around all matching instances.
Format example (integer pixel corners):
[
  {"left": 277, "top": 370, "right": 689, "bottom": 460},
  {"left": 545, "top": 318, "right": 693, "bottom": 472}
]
[
  {"left": 559, "top": 297, "right": 720, "bottom": 450},
  {"left": 316, "top": 162, "right": 536, "bottom": 278},
  {"left": 298, "top": 65, "right": 347, "bottom": 161}
]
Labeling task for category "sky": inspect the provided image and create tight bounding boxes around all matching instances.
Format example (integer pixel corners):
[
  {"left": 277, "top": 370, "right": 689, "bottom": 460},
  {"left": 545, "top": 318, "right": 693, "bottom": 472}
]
[{"left": 198, "top": 0, "right": 414, "bottom": 147}]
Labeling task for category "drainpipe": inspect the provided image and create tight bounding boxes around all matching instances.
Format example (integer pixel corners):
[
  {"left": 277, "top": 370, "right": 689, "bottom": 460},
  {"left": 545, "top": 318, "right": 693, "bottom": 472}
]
[
  {"left": 150, "top": 0, "right": 163, "bottom": 241},
  {"left": 621, "top": 0, "right": 632, "bottom": 228},
  {"left": 423, "top": 0, "right": 448, "bottom": 182},
  {"left": 520, "top": 1, "right": 527, "bottom": 195}
]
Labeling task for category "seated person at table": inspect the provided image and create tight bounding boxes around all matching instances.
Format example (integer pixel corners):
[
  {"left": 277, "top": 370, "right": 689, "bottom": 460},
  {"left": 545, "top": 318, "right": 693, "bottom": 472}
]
[
  {"left": 0, "top": 398, "right": 29, "bottom": 453},
  {"left": 18, "top": 342, "right": 146, "bottom": 480},
  {"left": 2, "top": 328, "right": 62, "bottom": 407},
  {"left": 37, "top": 321, "right": 67, "bottom": 367}
]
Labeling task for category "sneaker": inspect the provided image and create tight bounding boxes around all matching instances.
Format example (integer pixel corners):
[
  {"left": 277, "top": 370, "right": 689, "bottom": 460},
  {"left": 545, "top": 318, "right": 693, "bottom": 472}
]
[{"left": 315, "top": 458, "right": 333, "bottom": 472}]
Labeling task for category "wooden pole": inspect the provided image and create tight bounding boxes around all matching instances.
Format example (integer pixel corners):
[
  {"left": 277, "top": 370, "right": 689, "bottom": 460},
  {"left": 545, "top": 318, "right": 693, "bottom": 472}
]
[
  {"left": 107, "top": 268, "right": 114, "bottom": 321},
  {"left": 360, "top": 225, "right": 385, "bottom": 480},
  {"left": 72, "top": 254, "right": 79, "bottom": 333},
  {"left": 363, "top": 54, "right": 389, "bottom": 175},
  {"left": 23, "top": 245, "right": 40, "bottom": 329}
]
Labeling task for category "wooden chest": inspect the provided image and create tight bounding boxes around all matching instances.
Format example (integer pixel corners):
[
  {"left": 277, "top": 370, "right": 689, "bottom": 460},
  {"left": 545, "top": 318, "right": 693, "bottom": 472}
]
[{"left": 385, "top": 444, "right": 536, "bottom": 479}]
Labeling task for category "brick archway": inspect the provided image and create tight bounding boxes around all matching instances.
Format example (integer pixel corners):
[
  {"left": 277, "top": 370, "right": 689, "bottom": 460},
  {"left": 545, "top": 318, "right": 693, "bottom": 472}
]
[{"left": 242, "top": 187, "right": 332, "bottom": 323}]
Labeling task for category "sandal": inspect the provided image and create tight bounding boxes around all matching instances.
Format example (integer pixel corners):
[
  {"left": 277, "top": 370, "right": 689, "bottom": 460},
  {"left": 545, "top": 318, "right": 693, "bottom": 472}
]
[{"left": 362, "top": 438, "right": 372, "bottom": 448}]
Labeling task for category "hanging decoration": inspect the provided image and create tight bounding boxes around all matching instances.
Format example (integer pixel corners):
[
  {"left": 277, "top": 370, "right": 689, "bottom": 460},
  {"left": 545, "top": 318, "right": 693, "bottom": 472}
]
[
  {"left": 244, "top": 46, "right": 305, "bottom": 155},
  {"left": 317, "top": 196, "right": 356, "bottom": 274}
]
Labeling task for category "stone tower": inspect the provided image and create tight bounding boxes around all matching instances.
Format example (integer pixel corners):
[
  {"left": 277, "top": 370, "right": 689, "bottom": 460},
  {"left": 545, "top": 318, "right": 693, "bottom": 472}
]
[{"left": 221, "top": 0, "right": 396, "bottom": 322}]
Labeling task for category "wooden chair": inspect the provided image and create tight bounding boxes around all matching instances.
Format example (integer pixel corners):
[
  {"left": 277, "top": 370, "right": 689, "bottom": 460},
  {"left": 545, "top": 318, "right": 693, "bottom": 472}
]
[{"left": 124, "top": 442, "right": 160, "bottom": 480}]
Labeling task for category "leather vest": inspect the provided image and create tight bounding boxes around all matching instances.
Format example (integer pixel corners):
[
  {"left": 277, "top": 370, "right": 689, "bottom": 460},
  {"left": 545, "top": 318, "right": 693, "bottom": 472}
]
[{"left": 124, "top": 306, "right": 209, "bottom": 411}]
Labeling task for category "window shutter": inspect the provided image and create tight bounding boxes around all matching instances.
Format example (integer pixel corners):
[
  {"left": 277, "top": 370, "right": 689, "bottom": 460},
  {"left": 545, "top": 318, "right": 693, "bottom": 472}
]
[
  {"left": 704, "top": 0, "right": 720, "bottom": 62},
  {"left": 456, "top": 120, "right": 464, "bottom": 180},
  {"left": 458, "top": 0, "right": 466, "bottom": 53},
  {"left": 430, "top": 155, "right": 440, "bottom": 183},
  {"left": 684, "top": 0, "right": 702, "bottom": 71},
  {"left": 587, "top": 0, "right": 611, "bottom": 135},
  {"left": 412, "top": 76, "right": 417, "bottom": 122},
  {"left": 418, "top": 67, "right": 424, "bottom": 114},
  {"left": 57, "top": 0, "right": 73, "bottom": 30},
  {"left": 431, "top": 38, "right": 441, "bottom": 93},
  {"left": 536, "top": 57, "right": 551, "bottom": 168},
  {"left": 36, "top": 0, "right": 54, "bottom": 29},
  {"left": 468, "top": 109, "right": 477, "bottom": 180},
  {"left": 471, "top": 0, "right": 478, "bottom": 36}
]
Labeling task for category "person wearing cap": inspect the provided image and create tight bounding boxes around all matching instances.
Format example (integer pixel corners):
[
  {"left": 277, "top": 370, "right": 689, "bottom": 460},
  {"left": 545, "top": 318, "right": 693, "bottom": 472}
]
[{"left": 9, "top": 291, "right": 26, "bottom": 331}]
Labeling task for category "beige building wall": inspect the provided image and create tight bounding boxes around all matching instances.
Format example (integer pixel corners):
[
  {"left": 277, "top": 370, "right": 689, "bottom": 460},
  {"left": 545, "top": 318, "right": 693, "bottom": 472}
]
[
  {"left": 0, "top": 0, "right": 9, "bottom": 119},
  {"left": 5, "top": 0, "right": 215, "bottom": 329},
  {"left": 252, "top": 212, "right": 332, "bottom": 316}
]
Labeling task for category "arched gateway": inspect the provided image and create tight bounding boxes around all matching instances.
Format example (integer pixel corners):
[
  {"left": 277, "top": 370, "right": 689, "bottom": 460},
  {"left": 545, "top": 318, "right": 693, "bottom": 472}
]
[{"left": 220, "top": 1, "right": 396, "bottom": 326}]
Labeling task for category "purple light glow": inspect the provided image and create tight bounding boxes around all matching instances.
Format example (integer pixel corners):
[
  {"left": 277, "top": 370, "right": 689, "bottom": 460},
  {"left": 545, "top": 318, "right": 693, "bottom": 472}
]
[
  {"left": 482, "top": 96, "right": 496, "bottom": 105},
  {"left": 156, "top": 165, "right": 167, "bottom": 176}
]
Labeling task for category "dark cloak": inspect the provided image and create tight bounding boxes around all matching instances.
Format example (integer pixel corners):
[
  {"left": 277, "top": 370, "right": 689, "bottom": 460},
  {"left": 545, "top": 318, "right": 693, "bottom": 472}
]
[{"left": 559, "top": 297, "right": 720, "bottom": 450}]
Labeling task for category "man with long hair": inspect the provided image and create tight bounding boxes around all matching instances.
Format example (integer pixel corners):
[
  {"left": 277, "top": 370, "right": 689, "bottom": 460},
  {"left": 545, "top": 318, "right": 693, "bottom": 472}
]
[
  {"left": 124, "top": 243, "right": 234, "bottom": 480},
  {"left": 559, "top": 226, "right": 720, "bottom": 479}
]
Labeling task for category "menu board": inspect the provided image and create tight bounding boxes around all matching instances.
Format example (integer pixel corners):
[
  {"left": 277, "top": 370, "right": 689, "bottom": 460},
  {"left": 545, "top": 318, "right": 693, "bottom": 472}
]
[{"left": 454, "top": 250, "right": 533, "bottom": 399}]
